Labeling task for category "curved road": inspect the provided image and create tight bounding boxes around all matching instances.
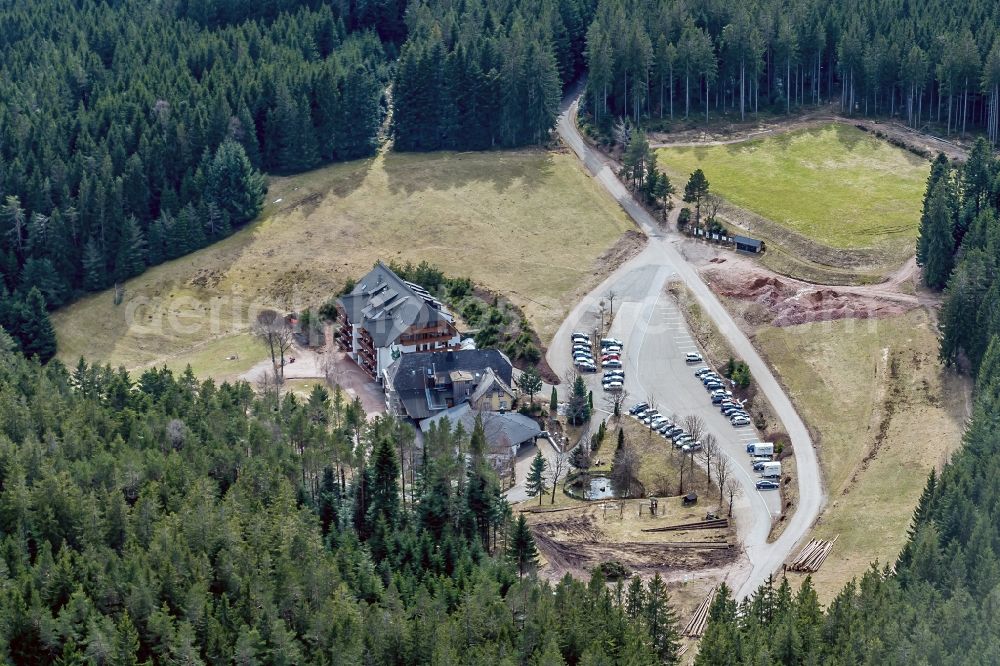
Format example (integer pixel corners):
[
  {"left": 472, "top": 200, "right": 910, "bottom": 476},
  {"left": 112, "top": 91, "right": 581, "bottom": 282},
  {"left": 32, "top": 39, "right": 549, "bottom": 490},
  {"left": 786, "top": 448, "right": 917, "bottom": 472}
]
[{"left": 551, "top": 94, "right": 826, "bottom": 599}]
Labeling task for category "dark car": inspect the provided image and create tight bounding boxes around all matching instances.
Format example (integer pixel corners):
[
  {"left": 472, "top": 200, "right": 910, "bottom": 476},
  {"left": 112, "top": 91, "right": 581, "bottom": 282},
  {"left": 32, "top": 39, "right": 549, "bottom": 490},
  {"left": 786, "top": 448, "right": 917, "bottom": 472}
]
[{"left": 756, "top": 480, "right": 779, "bottom": 490}]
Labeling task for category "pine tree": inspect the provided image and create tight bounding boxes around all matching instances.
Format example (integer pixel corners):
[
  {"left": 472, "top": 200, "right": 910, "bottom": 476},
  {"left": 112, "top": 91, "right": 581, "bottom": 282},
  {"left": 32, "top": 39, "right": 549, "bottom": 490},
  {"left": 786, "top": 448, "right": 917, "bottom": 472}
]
[
  {"left": 683, "top": 169, "right": 710, "bottom": 227},
  {"left": 18, "top": 287, "right": 57, "bottom": 362},
  {"left": 508, "top": 513, "right": 539, "bottom": 577},
  {"left": 517, "top": 366, "right": 543, "bottom": 406},
  {"left": 550, "top": 386, "right": 558, "bottom": 412},
  {"left": 526, "top": 450, "right": 549, "bottom": 505}
]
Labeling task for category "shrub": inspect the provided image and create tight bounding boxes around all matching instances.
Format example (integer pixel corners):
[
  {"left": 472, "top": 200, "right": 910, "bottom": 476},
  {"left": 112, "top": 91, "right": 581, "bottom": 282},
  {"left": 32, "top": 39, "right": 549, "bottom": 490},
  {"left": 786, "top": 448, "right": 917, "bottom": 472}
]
[
  {"left": 596, "top": 560, "right": 630, "bottom": 580},
  {"left": 678, "top": 207, "right": 691, "bottom": 228},
  {"left": 521, "top": 343, "right": 541, "bottom": 364}
]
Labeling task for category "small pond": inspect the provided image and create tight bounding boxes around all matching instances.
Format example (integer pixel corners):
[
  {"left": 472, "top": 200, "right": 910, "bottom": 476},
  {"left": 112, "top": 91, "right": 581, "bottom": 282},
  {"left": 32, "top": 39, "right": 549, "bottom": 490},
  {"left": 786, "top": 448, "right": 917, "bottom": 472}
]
[{"left": 584, "top": 476, "right": 617, "bottom": 500}]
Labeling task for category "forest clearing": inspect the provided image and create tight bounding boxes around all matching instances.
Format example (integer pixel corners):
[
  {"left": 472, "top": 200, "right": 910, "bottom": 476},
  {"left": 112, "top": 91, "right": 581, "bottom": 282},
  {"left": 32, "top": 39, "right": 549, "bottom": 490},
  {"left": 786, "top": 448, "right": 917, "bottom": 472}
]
[
  {"left": 52, "top": 149, "right": 636, "bottom": 378},
  {"left": 658, "top": 123, "right": 929, "bottom": 281}
]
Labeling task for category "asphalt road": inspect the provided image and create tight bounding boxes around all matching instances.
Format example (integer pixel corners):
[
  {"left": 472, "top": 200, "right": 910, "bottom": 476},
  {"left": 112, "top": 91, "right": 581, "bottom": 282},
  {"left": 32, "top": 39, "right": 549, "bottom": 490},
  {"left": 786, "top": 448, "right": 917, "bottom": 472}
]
[{"left": 549, "top": 92, "right": 825, "bottom": 599}]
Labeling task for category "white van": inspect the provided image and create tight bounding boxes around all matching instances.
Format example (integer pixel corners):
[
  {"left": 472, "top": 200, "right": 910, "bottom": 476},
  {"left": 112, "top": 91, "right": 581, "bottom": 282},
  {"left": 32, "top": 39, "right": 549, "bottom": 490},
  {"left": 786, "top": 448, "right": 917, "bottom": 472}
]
[{"left": 760, "top": 462, "right": 782, "bottom": 479}]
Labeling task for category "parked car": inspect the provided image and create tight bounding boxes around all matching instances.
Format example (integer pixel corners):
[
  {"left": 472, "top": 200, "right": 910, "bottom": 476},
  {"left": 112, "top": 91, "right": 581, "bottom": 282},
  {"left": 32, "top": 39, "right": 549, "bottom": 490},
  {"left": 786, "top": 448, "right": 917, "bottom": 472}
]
[
  {"left": 571, "top": 332, "right": 590, "bottom": 341},
  {"left": 572, "top": 344, "right": 592, "bottom": 353},
  {"left": 601, "top": 338, "right": 624, "bottom": 347},
  {"left": 682, "top": 441, "right": 702, "bottom": 453},
  {"left": 731, "top": 415, "right": 751, "bottom": 426},
  {"left": 685, "top": 352, "right": 703, "bottom": 363},
  {"left": 629, "top": 403, "right": 649, "bottom": 415},
  {"left": 577, "top": 362, "right": 597, "bottom": 373},
  {"left": 604, "top": 371, "right": 625, "bottom": 380},
  {"left": 640, "top": 412, "right": 661, "bottom": 424},
  {"left": 694, "top": 366, "right": 712, "bottom": 376},
  {"left": 604, "top": 381, "right": 623, "bottom": 392},
  {"left": 657, "top": 422, "right": 674, "bottom": 434},
  {"left": 602, "top": 359, "right": 623, "bottom": 369},
  {"left": 603, "top": 344, "right": 623, "bottom": 354},
  {"left": 705, "top": 382, "right": 724, "bottom": 391},
  {"left": 756, "top": 480, "right": 779, "bottom": 490},
  {"left": 600, "top": 354, "right": 621, "bottom": 362}
]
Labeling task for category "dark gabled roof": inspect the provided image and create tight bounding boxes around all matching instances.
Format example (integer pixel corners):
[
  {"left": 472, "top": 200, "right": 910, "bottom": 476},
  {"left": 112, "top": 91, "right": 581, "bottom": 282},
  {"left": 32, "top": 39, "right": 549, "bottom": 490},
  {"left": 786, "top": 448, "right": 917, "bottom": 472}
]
[
  {"left": 386, "top": 349, "right": 514, "bottom": 420},
  {"left": 733, "top": 235, "right": 763, "bottom": 249},
  {"left": 338, "top": 261, "right": 451, "bottom": 347},
  {"left": 419, "top": 403, "right": 541, "bottom": 449}
]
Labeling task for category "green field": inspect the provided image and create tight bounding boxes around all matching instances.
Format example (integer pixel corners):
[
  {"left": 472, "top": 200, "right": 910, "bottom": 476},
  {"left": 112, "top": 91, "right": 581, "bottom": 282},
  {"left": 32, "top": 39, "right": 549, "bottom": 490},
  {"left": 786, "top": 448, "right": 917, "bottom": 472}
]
[
  {"left": 657, "top": 124, "right": 929, "bottom": 250},
  {"left": 52, "top": 149, "right": 634, "bottom": 378}
]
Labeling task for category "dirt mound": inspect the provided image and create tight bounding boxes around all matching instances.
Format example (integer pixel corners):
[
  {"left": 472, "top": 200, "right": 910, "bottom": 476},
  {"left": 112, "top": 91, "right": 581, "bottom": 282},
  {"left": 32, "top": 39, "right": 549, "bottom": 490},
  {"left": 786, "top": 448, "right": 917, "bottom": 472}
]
[{"left": 703, "top": 265, "right": 914, "bottom": 327}]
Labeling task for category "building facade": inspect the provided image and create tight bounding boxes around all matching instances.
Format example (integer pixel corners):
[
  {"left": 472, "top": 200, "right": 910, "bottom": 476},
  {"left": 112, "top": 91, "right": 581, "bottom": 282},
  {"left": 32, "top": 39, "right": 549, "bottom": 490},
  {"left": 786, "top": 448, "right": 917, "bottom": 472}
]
[{"left": 335, "top": 262, "right": 462, "bottom": 380}]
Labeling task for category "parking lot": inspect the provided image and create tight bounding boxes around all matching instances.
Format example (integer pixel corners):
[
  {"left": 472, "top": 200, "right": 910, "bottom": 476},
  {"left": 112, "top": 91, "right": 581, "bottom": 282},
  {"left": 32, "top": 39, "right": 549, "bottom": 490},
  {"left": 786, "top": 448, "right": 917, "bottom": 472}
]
[{"left": 567, "top": 264, "right": 783, "bottom": 521}]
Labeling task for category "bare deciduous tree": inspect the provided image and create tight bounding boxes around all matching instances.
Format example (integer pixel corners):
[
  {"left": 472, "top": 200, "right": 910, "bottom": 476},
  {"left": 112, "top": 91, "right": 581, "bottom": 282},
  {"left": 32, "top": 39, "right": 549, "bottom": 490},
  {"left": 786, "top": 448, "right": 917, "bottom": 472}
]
[
  {"left": 725, "top": 477, "right": 742, "bottom": 517},
  {"left": 715, "top": 453, "right": 731, "bottom": 505},
  {"left": 550, "top": 450, "right": 568, "bottom": 504},
  {"left": 682, "top": 414, "right": 705, "bottom": 442},
  {"left": 611, "top": 444, "right": 643, "bottom": 499},
  {"left": 255, "top": 367, "right": 281, "bottom": 406},
  {"left": 699, "top": 434, "right": 719, "bottom": 484},
  {"left": 253, "top": 309, "right": 294, "bottom": 381},
  {"left": 605, "top": 386, "right": 629, "bottom": 421}
]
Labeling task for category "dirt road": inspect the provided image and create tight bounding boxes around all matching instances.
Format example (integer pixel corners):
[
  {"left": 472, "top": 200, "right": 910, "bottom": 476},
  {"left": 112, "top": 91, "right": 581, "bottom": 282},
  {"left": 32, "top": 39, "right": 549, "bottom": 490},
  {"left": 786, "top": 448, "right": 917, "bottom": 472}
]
[
  {"left": 648, "top": 109, "right": 969, "bottom": 162},
  {"left": 554, "top": 91, "right": 825, "bottom": 600}
]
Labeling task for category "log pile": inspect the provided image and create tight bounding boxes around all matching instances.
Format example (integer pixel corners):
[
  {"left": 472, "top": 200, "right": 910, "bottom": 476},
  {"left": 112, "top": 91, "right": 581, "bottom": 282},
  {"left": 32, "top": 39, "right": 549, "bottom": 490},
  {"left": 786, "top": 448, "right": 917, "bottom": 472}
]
[
  {"left": 787, "top": 536, "right": 838, "bottom": 573},
  {"left": 682, "top": 586, "right": 718, "bottom": 638},
  {"left": 641, "top": 518, "right": 729, "bottom": 533},
  {"left": 634, "top": 541, "right": 731, "bottom": 549}
]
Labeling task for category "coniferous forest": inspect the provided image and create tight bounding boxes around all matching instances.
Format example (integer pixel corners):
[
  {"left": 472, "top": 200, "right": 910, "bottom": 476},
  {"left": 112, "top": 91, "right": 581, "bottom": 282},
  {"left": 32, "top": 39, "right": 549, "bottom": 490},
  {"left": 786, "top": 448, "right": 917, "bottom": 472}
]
[
  {"left": 0, "top": 0, "right": 388, "bottom": 361},
  {"left": 0, "top": 338, "right": 675, "bottom": 663},
  {"left": 5, "top": 0, "right": 1000, "bottom": 662}
]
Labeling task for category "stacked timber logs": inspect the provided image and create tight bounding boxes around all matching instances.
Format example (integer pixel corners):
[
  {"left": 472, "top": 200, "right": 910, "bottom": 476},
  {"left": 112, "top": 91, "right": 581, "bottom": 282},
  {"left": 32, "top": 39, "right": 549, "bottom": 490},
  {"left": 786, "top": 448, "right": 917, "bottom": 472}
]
[
  {"left": 641, "top": 518, "right": 729, "bottom": 533},
  {"left": 682, "top": 586, "right": 718, "bottom": 638},
  {"left": 788, "top": 536, "right": 838, "bottom": 573}
]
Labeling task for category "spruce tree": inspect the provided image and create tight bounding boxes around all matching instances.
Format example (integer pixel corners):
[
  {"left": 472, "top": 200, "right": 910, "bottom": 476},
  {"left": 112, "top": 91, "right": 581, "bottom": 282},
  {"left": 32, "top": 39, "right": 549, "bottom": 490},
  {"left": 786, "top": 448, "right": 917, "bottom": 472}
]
[
  {"left": 204, "top": 140, "right": 266, "bottom": 226},
  {"left": 645, "top": 574, "right": 681, "bottom": 664},
  {"left": 508, "top": 513, "right": 539, "bottom": 577},
  {"left": 526, "top": 450, "right": 549, "bottom": 505},
  {"left": 82, "top": 237, "right": 107, "bottom": 292},
  {"left": 18, "top": 287, "right": 57, "bottom": 362},
  {"left": 922, "top": 179, "right": 956, "bottom": 289},
  {"left": 368, "top": 434, "right": 400, "bottom": 528}
]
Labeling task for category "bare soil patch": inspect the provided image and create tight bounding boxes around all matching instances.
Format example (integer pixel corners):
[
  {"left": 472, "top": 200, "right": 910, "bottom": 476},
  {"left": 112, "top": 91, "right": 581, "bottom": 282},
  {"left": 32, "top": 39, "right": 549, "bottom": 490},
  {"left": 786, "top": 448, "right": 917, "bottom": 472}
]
[
  {"left": 700, "top": 257, "right": 917, "bottom": 328},
  {"left": 524, "top": 503, "right": 738, "bottom": 583}
]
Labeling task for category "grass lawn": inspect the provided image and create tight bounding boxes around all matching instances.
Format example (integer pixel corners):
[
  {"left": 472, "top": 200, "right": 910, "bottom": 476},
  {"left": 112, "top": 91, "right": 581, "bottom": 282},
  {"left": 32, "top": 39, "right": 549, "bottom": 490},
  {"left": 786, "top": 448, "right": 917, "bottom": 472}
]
[
  {"left": 657, "top": 124, "right": 929, "bottom": 251},
  {"left": 53, "top": 149, "right": 633, "bottom": 377},
  {"left": 754, "top": 310, "right": 969, "bottom": 601}
]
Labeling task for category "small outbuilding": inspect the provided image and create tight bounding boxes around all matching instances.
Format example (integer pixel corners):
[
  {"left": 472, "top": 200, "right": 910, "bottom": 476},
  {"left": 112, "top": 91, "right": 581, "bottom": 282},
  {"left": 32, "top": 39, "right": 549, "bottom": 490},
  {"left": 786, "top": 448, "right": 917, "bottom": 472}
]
[{"left": 733, "top": 235, "right": 764, "bottom": 254}]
